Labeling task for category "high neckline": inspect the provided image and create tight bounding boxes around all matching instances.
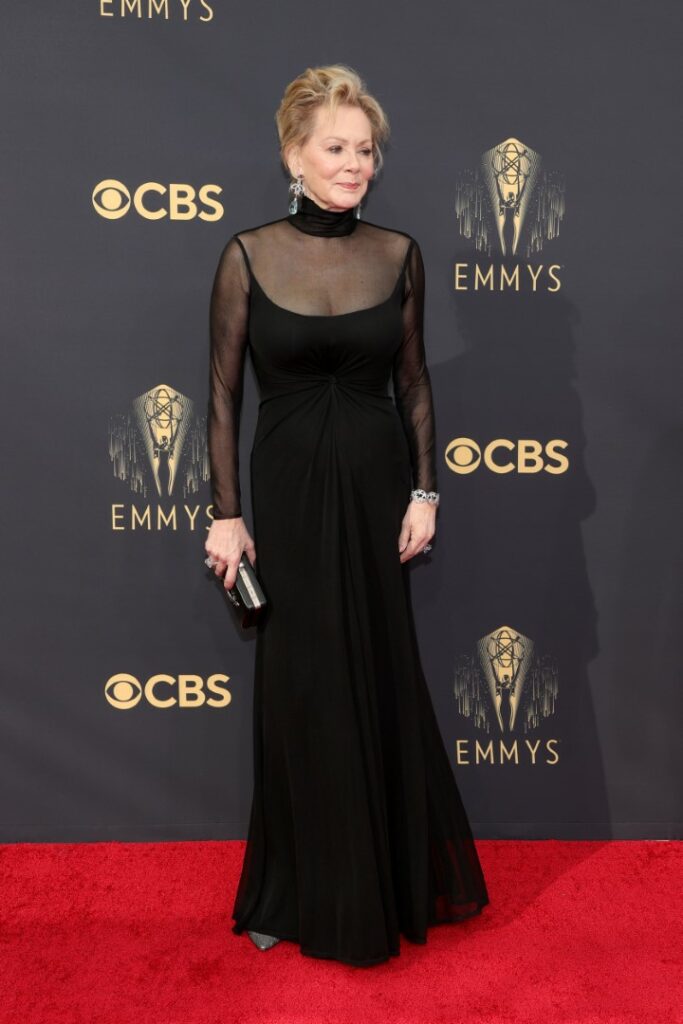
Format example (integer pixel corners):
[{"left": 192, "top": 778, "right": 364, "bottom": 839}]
[{"left": 287, "top": 193, "right": 359, "bottom": 237}]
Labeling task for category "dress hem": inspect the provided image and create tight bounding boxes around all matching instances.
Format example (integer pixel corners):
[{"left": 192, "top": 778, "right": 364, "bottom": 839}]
[{"left": 232, "top": 898, "right": 489, "bottom": 967}]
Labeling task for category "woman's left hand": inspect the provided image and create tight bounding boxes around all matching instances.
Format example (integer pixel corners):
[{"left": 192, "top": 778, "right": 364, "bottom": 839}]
[{"left": 398, "top": 500, "right": 436, "bottom": 563}]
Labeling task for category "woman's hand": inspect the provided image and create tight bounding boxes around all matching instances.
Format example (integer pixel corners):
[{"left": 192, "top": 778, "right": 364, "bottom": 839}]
[
  {"left": 398, "top": 500, "right": 436, "bottom": 563},
  {"left": 205, "top": 517, "right": 256, "bottom": 590}
]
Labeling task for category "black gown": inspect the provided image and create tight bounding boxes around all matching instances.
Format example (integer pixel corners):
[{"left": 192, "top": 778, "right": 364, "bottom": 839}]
[{"left": 207, "top": 193, "right": 489, "bottom": 967}]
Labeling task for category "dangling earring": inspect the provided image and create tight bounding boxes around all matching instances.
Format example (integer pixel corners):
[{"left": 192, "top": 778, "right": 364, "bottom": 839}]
[{"left": 288, "top": 173, "right": 304, "bottom": 214}]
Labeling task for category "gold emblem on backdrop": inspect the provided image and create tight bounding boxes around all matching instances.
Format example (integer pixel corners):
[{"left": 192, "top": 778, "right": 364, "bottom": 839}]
[
  {"left": 454, "top": 625, "right": 559, "bottom": 734},
  {"left": 104, "top": 673, "right": 232, "bottom": 710},
  {"left": 92, "top": 179, "right": 223, "bottom": 221},
  {"left": 110, "top": 383, "right": 207, "bottom": 499},
  {"left": 109, "top": 383, "right": 217, "bottom": 530},
  {"left": 453, "top": 626, "right": 560, "bottom": 766},
  {"left": 444, "top": 437, "right": 570, "bottom": 475},
  {"left": 456, "top": 137, "right": 565, "bottom": 259}
]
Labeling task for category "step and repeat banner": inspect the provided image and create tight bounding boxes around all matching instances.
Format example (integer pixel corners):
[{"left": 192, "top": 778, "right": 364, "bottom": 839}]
[{"left": 3, "top": 2, "right": 680, "bottom": 841}]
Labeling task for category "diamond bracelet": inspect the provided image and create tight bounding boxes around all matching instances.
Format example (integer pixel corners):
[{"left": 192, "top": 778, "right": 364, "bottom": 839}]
[{"left": 410, "top": 488, "right": 440, "bottom": 506}]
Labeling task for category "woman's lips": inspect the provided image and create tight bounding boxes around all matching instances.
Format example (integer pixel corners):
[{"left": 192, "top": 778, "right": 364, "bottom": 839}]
[{"left": 338, "top": 183, "right": 360, "bottom": 189}]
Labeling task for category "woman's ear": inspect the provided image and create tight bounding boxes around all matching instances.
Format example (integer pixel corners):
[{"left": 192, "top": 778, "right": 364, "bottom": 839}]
[{"left": 284, "top": 143, "right": 301, "bottom": 179}]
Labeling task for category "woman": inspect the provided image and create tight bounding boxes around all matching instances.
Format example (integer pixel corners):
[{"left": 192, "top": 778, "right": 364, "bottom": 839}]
[{"left": 204, "top": 64, "right": 489, "bottom": 967}]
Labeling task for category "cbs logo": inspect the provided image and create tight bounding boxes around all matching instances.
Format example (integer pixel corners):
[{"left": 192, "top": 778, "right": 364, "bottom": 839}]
[
  {"left": 445, "top": 437, "right": 569, "bottom": 475},
  {"left": 92, "top": 179, "right": 223, "bottom": 221},
  {"left": 105, "top": 673, "right": 231, "bottom": 709}
]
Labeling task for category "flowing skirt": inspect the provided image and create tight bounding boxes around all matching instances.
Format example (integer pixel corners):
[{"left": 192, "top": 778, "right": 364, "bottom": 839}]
[{"left": 231, "top": 379, "right": 489, "bottom": 966}]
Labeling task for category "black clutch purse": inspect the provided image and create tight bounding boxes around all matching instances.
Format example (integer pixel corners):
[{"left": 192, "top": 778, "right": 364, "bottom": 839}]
[
  {"left": 222, "top": 556, "right": 267, "bottom": 629},
  {"left": 208, "top": 556, "right": 268, "bottom": 629}
]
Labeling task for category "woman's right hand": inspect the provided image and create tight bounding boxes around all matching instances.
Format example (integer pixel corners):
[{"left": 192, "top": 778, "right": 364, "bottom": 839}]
[{"left": 205, "top": 517, "right": 256, "bottom": 591}]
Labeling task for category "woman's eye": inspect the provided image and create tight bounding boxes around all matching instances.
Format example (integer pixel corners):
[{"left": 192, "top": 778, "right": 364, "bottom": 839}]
[{"left": 328, "top": 146, "right": 373, "bottom": 156}]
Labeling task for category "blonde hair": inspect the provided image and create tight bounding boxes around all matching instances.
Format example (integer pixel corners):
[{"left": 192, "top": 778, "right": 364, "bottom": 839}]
[{"left": 275, "top": 64, "right": 390, "bottom": 177}]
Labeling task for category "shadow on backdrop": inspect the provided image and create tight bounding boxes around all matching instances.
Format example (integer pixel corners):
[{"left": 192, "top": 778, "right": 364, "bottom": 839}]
[{"left": 413, "top": 252, "right": 609, "bottom": 839}]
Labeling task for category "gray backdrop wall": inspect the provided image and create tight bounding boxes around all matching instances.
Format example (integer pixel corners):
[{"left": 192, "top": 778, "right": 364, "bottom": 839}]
[{"left": 2, "top": 0, "right": 681, "bottom": 841}]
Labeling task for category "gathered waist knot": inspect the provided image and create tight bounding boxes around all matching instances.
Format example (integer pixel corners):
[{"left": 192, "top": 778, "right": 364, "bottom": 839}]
[{"left": 259, "top": 373, "right": 390, "bottom": 403}]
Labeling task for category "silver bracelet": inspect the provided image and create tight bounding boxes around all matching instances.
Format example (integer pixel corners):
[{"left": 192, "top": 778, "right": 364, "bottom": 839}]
[{"left": 410, "top": 488, "right": 440, "bottom": 506}]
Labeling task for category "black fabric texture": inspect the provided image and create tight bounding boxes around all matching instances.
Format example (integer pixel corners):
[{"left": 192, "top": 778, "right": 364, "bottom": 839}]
[{"left": 207, "top": 192, "right": 489, "bottom": 966}]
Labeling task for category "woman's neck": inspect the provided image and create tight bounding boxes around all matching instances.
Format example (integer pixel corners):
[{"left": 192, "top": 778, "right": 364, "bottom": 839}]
[{"left": 287, "top": 193, "right": 359, "bottom": 237}]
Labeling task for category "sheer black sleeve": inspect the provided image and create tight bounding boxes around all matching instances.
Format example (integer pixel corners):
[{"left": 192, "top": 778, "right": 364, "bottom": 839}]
[
  {"left": 392, "top": 238, "right": 438, "bottom": 494},
  {"left": 207, "top": 235, "right": 250, "bottom": 520}
]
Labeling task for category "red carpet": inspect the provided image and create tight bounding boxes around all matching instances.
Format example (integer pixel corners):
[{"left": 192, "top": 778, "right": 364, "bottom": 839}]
[{"left": 1, "top": 839, "right": 679, "bottom": 1024}]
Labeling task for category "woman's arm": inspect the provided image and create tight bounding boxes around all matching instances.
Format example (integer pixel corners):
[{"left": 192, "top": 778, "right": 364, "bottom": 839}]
[
  {"left": 206, "top": 236, "right": 256, "bottom": 589},
  {"left": 392, "top": 237, "right": 438, "bottom": 495},
  {"left": 393, "top": 237, "right": 438, "bottom": 562},
  {"left": 207, "top": 235, "right": 250, "bottom": 520}
]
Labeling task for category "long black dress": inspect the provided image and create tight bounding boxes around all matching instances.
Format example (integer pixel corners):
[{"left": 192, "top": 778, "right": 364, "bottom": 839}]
[{"left": 207, "top": 193, "right": 489, "bottom": 967}]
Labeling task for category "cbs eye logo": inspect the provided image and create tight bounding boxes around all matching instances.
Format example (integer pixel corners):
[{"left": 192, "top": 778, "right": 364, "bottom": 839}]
[
  {"left": 445, "top": 437, "right": 569, "bottom": 475},
  {"left": 92, "top": 180, "right": 224, "bottom": 221},
  {"left": 105, "top": 673, "right": 231, "bottom": 709}
]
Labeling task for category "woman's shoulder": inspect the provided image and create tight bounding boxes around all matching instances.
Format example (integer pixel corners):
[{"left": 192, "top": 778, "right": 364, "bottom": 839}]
[
  {"left": 357, "top": 217, "right": 415, "bottom": 242},
  {"left": 215, "top": 219, "right": 291, "bottom": 270},
  {"left": 356, "top": 219, "right": 418, "bottom": 264},
  {"left": 231, "top": 216, "right": 292, "bottom": 243}
]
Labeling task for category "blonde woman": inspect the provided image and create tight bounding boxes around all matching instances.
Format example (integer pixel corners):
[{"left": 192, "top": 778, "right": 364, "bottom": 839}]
[{"left": 205, "top": 64, "right": 489, "bottom": 967}]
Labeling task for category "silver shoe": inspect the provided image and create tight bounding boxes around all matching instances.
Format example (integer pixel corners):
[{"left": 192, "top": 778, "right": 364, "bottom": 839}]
[{"left": 247, "top": 929, "right": 281, "bottom": 951}]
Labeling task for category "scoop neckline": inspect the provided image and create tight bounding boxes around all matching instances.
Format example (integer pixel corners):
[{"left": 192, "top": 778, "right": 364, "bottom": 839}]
[{"left": 250, "top": 269, "right": 404, "bottom": 319}]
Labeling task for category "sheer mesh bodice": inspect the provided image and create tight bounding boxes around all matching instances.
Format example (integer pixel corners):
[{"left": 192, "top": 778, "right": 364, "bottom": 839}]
[{"left": 207, "top": 195, "right": 437, "bottom": 519}]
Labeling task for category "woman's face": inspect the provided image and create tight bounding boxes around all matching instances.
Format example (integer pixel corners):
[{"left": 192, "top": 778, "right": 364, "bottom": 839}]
[{"left": 288, "top": 103, "right": 375, "bottom": 211}]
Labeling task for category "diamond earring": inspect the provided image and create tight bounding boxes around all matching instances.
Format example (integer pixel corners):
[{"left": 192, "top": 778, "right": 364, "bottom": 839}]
[{"left": 288, "top": 173, "right": 304, "bottom": 214}]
